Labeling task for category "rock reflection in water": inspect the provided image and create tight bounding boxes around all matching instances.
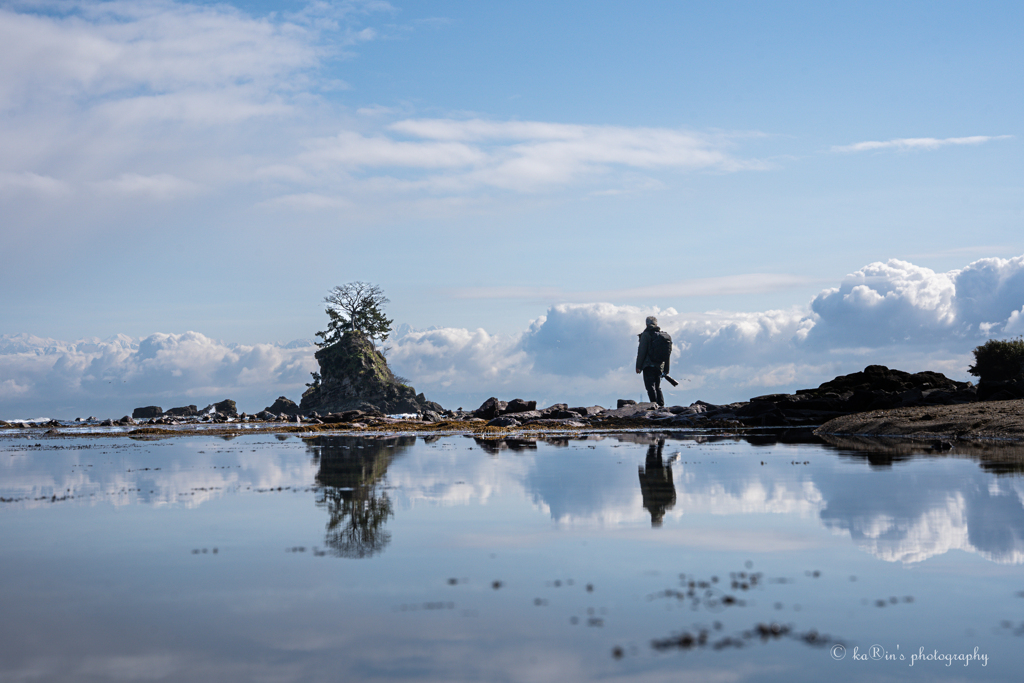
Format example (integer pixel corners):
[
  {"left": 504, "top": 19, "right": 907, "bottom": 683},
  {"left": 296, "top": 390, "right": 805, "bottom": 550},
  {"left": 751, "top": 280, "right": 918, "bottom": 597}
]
[
  {"left": 307, "top": 435, "right": 415, "bottom": 558},
  {"left": 638, "top": 438, "right": 676, "bottom": 527},
  {"left": 819, "top": 433, "right": 1024, "bottom": 474},
  {"left": 473, "top": 436, "right": 539, "bottom": 455}
]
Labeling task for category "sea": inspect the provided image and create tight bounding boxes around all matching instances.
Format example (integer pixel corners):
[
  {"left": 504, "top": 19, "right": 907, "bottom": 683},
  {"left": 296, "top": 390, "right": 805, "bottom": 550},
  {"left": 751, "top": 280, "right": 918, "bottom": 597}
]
[{"left": 1, "top": 427, "right": 1021, "bottom": 682}]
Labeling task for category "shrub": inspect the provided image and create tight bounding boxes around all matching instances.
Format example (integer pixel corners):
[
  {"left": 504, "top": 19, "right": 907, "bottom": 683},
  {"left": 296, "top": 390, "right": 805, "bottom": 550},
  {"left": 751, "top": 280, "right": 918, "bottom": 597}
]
[{"left": 968, "top": 337, "right": 1024, "bottom": 382}]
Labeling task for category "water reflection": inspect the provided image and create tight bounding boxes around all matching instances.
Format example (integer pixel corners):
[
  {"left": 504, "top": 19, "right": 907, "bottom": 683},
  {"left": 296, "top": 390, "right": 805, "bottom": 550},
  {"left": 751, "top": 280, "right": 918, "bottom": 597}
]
[
  {"left": 638, "top": 438, "right": 675, "bottom": 527},
  {"left": 308, "top": 435, "right": 414, "bottom": 558},
  {"left": 487, "top": 430, "right": 1024, "bottom": 564}
]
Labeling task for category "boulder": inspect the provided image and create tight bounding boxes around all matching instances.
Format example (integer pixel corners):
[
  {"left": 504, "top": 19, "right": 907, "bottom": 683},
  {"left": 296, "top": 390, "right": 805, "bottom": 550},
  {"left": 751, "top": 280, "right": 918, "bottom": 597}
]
[
  {"left": 504, "top": 398, "right": 537, "bottom": 414},
  {"left": 546, "top": 409, "right": 583, "bottom": 419},
  {"left": 569, "top": 405, "right": 605, "bottom": 417},
  {"left": 487, "top": 416, "right": 520, "bottom": 427},
  {"left": 417, "top": 393, "right": 446, "bottom": 413},
  {"left": 617, "top": 399, "right": 637, "bottom": 409},
  {"left": 165, "top": 405, "right": 198, "bottom": 417},
  {"left": 132, "top": 406, "right": 163, "bottom": 419},
  {"left": 321, "top": 409, "right": 382, "bottom": 424},
  {"left": 264, "top": 396, "right": 300, "bottom": 416},
  {"left": 601, "top": 402, "right": 659, "bottom": 418},
  {"left": 540, "top": 403, "right": 568, "bottom": 417},
  {"left": 212, "top": 399, "right": 237, "bottom": 416},
  {"left": 474, "top": 397, "right": 508, "bottom": 419}
]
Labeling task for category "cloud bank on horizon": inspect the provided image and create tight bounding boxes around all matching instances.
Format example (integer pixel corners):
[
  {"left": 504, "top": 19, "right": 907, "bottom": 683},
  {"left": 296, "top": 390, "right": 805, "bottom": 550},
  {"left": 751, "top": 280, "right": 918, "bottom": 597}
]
[{"left": 3, "top": 253, "right": 1024, "bottom": 419}]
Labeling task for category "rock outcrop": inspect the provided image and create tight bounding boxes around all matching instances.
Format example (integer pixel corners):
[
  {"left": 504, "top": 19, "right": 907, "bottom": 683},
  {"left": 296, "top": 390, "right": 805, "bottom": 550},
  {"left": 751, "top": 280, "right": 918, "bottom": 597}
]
[
  {"left": 165, "top": 405, "right": 198, "bottom": 417},
  {"left": 132, "top": 406, "right": 163, "bottom": 418},
  {"left": 201, "top": 399, "right": 237, "bottom": 417},
  {"left": 300, "top": 331, "right": 442, "bottom": 415},
  {"left": 683, "top": 365, "right": 976, "bottom": 427},
  {"left": 264, "top": 396, "right": 300, "bottom": 416},
  {"left": 452, "top": 366, "right": 979, "bottom": 430}
]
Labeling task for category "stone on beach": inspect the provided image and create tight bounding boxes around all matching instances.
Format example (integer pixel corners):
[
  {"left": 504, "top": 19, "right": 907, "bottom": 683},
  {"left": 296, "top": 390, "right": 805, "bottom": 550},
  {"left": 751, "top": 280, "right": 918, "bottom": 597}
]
[
  {"left": 132, "top": 406, "right": 163, "bottom": 419},
  {"left": 264, "top": 396, "right": 300, "bottom": 416}
]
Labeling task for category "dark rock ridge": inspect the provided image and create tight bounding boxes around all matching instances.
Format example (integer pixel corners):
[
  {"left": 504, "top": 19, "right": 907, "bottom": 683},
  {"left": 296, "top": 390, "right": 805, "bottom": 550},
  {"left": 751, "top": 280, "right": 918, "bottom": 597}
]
[
  {"left": 457, "top": 365, "right": 980, "bottom": 429},
  {"left": 667, "top": 365, "right": 977, "bottom": 428},
  {"left": 300, "top": 331, "right": 443, "bottom": 416}
]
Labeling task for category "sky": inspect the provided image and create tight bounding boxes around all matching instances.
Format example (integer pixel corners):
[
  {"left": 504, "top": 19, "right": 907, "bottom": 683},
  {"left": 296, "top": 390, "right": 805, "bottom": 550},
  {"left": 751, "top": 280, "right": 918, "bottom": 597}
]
[{"left": 2, "top": 0, "right": 1023, "bottom": 418}]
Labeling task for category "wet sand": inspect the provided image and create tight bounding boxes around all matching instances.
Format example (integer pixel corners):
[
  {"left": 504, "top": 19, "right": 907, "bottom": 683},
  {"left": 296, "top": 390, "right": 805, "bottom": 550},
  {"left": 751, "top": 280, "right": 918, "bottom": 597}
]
[{"left": 815, "top": 398, "right": 1024, "bottom": 441}]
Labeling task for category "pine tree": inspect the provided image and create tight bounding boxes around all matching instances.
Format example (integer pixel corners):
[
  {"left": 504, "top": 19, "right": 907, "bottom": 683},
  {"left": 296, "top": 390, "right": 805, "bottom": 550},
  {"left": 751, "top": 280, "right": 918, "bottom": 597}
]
[{"left": 315, "top": 282, "right": 394, "bottom": 348}]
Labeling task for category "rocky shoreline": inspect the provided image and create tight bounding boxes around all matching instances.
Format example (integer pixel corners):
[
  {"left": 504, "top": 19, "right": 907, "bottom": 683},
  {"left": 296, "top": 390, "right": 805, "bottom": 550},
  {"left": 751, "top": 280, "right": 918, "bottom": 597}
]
[
  {"left": 814, "top": 399, "right": 1024, "bottom": 441},
  {"left": 3, "top": 364, "right": 1023, "bottom": 443}
]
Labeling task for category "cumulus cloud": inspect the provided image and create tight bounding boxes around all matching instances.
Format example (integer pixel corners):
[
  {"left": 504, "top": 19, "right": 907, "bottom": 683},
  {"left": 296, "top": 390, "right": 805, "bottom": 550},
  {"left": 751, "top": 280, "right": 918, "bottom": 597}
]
[
  {"left": 831, "top": 135, "right": 1012, "bottom": 153},
  {"left": 4, "top": 253, "right": 1024, "bottom": 417},
  {"left": 385, "top": 253, "right": 1024, "bottom": 409},
  {"left": 0, "top": 332, "right": 317, "bottom": 419},
  {"left": 807, "top": 259, "right": 957, "bottom": 346}
]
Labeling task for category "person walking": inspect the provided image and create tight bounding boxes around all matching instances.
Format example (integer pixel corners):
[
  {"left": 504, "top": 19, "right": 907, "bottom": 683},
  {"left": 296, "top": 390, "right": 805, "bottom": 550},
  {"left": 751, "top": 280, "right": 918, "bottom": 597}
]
[{"left": 635, "top": 316, "right": 671, "bottom": 408}]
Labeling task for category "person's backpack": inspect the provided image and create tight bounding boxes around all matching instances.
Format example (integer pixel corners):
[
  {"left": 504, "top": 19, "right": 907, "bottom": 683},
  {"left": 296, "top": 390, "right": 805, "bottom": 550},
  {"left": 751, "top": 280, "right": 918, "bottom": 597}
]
[{"left": 649, "top": 330, "right": 672, "bottom": 364}]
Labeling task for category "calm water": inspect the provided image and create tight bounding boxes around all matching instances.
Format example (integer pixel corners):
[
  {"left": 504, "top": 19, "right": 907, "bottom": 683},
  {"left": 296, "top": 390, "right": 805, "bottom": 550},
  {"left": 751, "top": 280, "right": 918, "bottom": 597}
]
[{"left": 1, "top": 430, "right": 1022, "bottom": 682}]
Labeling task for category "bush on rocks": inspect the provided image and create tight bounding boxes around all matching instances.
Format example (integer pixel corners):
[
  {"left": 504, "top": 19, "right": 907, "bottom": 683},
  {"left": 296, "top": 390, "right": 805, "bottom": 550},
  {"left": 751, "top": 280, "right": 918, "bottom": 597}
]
[{"left": 970, "top": 337, "right": 1024, "bottom": 382}]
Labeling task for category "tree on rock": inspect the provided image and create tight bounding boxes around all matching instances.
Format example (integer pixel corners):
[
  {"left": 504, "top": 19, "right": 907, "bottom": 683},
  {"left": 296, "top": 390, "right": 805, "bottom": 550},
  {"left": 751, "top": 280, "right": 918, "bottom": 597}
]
[{"left": 317, "top": 282, "right": 393, "bottom": 348}]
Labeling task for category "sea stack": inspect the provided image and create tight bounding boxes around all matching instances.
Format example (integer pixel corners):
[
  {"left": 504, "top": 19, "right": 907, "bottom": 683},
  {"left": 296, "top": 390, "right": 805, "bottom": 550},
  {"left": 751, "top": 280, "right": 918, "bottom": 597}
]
[{"left": 299, "top": 330, "right": 442, "bottom": 416}]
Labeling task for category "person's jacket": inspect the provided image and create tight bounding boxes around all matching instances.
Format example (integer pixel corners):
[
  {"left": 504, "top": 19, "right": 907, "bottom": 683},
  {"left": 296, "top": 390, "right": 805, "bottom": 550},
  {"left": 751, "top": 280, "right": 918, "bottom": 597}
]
[{"left": 636, "top": 323, "right": 670, "bottom": 375}]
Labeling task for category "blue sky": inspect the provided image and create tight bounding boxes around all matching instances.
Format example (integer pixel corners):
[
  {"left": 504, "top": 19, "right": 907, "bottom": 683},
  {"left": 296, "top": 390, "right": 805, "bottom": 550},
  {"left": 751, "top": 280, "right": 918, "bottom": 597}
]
[{"left": 2, "top": 0, "right": 1023, "bottom": 417}]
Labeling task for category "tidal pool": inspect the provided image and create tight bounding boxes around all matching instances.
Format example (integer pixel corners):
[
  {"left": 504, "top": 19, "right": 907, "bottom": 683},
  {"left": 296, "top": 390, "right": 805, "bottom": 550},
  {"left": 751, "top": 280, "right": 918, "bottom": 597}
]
[{"left": 1, "top": 430, "right": 1022, "bottom": 682}]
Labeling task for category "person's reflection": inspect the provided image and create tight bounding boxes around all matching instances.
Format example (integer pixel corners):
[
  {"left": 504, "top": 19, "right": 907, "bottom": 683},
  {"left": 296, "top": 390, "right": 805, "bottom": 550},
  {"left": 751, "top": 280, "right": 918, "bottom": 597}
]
[
  {"left": 310, "top": 436, "right": 412, "bottom": 558},
  {"left": 638, "top": 438, "right": 676, "bottom": 527}
]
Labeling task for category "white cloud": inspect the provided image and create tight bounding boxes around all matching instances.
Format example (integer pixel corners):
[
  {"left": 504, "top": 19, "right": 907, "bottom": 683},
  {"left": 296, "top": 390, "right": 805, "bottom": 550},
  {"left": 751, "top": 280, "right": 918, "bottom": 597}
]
[
  {"left": 385, "top": 253, "right": 1024, "bottom": 408},
  {"left": 807, "top": 259, "right": 958, "bottom": 346},
  {"left": 297, "top": 130, "right": 487, "bottom": 169},
  {"left": 0, "top": 170, "right": 70, "bottom": 196},
  {"left": 283, "top": 119, "right": 762, "bottom": 196},
  {"left": 951, "top": 255, "right": 1024, "bottom": 330},
  {"left": 0, "top": 1, "right": 765, "bottom": 235},
  {"left": 0, "top": 332, "right": 317, "bottom": 419},
  {"left": 92, "top": 172, "right": 200, "bottom": 199},
  {"left": 8, "top": 253, "right": 1024, "bottom": 417},
  {"left": 1005, "top": 308, "right": 1024, "bottom": 335},
  {"left": 0, "top": 1, "right": 320, "bottom": 113},
  {"left": 831, "top": 135, "right": 1012, "bottom": 153}
]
